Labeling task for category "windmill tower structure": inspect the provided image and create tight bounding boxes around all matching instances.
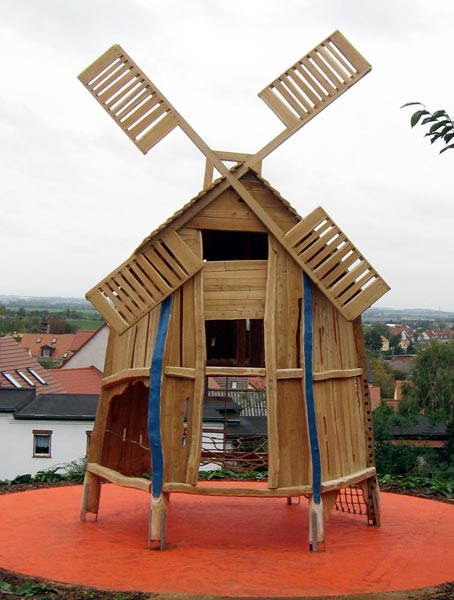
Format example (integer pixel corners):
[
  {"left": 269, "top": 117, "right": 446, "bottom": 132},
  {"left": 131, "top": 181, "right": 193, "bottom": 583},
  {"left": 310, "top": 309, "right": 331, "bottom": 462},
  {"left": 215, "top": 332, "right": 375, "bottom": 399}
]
[{"left": 78, "top": 31, "right": 389, "bottom": 551}]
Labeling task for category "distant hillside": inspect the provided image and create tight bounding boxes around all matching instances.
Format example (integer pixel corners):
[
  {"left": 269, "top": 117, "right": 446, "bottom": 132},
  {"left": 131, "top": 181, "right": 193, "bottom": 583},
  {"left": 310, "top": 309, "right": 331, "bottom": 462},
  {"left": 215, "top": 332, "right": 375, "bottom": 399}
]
[
  {"left": 2, "top": 296, "right": 454, "bottom": 324},
  {"left": 364, "top": 306, "right": 454, "bottom": 322},
  {"left": 0, "top": 295, "right": 92, "bottom": 310}
]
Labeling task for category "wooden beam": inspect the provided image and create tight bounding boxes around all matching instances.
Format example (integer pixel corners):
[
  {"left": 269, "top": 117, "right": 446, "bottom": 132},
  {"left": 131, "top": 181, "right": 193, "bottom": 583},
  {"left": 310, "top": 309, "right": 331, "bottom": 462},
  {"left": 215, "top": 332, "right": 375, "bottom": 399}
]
[
  {"left": 86, "top": 462, "right": 151, "bottom": 493},
  {"left": 312, "top": 368, "right": 362, "bottom": 381}
]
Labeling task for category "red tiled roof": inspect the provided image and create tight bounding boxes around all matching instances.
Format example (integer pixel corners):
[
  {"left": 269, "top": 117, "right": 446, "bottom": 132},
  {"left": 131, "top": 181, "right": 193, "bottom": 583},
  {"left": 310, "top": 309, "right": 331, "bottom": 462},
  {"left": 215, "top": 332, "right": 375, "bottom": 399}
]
[
  {"left": 369, "top": 385, "right": 381, "bottom": 410},
  {"left": 0, "top": 336, "right": 66, "bottom": 394},
  {"left": 207, "top": 376, "right": 220, "bottom": 390},
  {"left": 19, "top": 330, "right": 97, "bottom": 362},
  {"left": 71, "top": 330, "right": 97, "bottom": 351},
  {"left": 50, "top": 366, "right": 102, "bottom": 394},
  {"left": 20, "top": 333, "right": 75, "bottom": 361}
]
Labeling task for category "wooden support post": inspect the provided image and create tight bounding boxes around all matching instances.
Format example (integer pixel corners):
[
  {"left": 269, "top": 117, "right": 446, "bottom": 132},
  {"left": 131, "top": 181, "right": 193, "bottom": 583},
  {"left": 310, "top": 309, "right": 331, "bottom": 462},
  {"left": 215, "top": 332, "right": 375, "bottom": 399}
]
[
  {"left": 80, "top": 470, "right": 101, "bottom": 520},
  {"left": 308, "top": 495, "right": 325, "bottom": 552},
  {"left": 149, "top": 492, "right": 169, "bottom": 550}
]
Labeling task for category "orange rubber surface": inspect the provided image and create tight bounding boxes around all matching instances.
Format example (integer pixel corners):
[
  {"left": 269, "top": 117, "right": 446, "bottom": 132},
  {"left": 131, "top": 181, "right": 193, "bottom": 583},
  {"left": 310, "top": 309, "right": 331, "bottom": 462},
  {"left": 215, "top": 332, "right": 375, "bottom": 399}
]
[{"left": 1, "top": 483, "right": 453, "bottom": 597}]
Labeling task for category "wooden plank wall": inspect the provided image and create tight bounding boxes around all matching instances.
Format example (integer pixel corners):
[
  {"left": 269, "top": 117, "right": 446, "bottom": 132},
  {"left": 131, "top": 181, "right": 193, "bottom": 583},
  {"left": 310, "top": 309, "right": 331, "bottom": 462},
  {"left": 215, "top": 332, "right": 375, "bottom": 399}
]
[
  {"left": 310, "top": 286, "right": 367, "bottom": 482},
  {"left": 190, "top": 173, "right": 298, "bottom": 236},
  {"left": 160, "top": 229, "right": 206, "bottom": 484},
  {"left": 269, "top": 238, "right": 310, "bottom": 489},
  {"left": 100, "top": 381, "right": 151, "bottom": 476},
  {"left": 203, "top": 260, "right": 267, "bottom": 320}
]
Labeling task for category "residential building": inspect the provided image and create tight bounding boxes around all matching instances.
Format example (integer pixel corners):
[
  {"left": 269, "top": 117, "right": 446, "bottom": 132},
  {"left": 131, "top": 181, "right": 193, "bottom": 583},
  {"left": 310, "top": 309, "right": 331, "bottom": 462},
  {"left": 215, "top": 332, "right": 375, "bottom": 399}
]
[
  {"left": 20, "top": 330, "right": 97, "bottom": 366},
  {"left": 0, "top": 336, "right": 65, "bottom": 393},
  {"left": 0, "top": 388, "right": 97, "bottom": 480},
  {"left": 61, "top": 323, "right": 109, "bottom": 372}
]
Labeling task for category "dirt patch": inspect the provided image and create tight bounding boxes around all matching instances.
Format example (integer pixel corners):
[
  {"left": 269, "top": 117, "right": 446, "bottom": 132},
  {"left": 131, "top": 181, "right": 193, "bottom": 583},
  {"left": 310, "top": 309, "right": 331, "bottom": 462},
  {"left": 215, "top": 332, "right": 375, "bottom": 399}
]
[
  {"left": 0, "top": 482, "right": 453, "bottom": 600},
  {"left": 1, "top": 568, "right": 454, "bottom": 600}
]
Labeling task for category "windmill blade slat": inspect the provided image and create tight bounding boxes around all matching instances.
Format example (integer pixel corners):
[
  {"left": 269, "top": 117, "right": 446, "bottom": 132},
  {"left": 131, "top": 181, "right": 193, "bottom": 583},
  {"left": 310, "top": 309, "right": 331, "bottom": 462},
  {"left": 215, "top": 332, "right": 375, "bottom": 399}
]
[
  {"left": 86, "top": 230, "right": 203, "bottom": 334},
  {"left": 309, "top": 52, "right": 344, "bottom": 89},
  {"left": 278, "top": 74, "right": 314, "bottom": 112},
  {"left": 284, "top": 69, "right": 320, "bottom": 106},
  {"left": 259, "top": 30, "right": 371, "bottom": 132},
  {"left": 259, "top": 87, "right": 300, "bottom": 128},
  {"left": 272, "top": 80, "right": 309, "bottom": 119},
  {"left": 79, "top": 44, "right": 180, "bottom": 154},
  {"left": 284, "top": 207, "right": 389, "bottom": 321},
  {"left": 110, "top": 84, "right": 149, "bottom": 116},
  {"left": 120, "top": 95, "right": 160, "bottom": 128},
  {"left": 127, "top": 102, "right": 168, "bottom": 138},
  {"left": 95, "top": 65, "right": 135, "bottom": 98}
]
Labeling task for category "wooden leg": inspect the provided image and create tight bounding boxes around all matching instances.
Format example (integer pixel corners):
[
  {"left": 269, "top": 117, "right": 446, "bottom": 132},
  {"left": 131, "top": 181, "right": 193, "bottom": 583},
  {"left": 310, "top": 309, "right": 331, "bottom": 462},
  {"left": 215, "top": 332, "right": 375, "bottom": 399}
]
[
  {"left": 308, "top": 495, "right": 325, "bottom": 552},
  {"left": 80, "top": 471, "right": 102, "bottom": 521},
  {"left": 322, "top": 490, "right": 339, "bottom": 522},
  {"left": 149, "top": 493, "right": 169, "bottom": 550},
  {"left": 361, "top": 477, "right": 381, "bottom": 526}
]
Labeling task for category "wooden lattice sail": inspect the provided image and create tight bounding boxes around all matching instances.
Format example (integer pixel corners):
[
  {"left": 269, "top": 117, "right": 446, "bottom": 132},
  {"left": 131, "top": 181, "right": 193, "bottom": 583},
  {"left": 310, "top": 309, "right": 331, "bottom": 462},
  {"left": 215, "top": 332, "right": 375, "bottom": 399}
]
[
  {"left": 284, "top": 207, "right": 390, "bottom": 321},
  {"left": 258, "top": 30, "right": 371, "bottom": 130},
  {"left": 86, "top": 230, "right": 203, "bottom": 335}
]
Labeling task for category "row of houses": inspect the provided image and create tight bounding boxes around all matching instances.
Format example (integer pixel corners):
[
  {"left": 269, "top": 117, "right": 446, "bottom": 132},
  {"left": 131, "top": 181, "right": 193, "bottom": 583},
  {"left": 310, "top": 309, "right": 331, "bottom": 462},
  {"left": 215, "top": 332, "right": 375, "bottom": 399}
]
[{"left": 381, "top": 326, "right": 454, "bottom": 352}]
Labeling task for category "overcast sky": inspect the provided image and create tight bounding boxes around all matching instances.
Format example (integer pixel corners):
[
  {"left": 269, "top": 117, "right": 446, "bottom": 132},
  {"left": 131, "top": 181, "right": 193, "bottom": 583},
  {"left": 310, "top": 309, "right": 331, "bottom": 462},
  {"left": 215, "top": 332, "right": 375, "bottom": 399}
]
[{"left": 2, "top": 0, "right": 454, "bottom": 311}]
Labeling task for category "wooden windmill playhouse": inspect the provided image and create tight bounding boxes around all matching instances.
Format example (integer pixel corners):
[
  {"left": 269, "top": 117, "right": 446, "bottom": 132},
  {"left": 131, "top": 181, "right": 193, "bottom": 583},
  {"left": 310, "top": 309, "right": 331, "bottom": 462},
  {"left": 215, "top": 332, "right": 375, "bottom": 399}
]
[{"left": 78, "top": 30, "right": 389, "bottom": 551}]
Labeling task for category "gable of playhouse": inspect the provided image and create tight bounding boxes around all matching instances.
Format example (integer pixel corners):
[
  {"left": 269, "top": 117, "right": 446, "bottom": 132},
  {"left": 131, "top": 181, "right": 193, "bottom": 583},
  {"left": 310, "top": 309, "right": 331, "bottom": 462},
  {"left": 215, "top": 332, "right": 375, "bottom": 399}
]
[{"left": 86, "top": 170, "right": 303, "bottom": 334}]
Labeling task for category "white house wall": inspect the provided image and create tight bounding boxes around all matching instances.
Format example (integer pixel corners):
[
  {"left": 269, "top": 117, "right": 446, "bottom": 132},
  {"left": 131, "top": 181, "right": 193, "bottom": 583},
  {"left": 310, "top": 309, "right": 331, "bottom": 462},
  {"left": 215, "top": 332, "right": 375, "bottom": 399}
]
[
  {"left": 0, "top": 413, "right": 93, "bottom": 480},
  {"left": 63, "top": 326, "right": 109, "bottom": 372}
]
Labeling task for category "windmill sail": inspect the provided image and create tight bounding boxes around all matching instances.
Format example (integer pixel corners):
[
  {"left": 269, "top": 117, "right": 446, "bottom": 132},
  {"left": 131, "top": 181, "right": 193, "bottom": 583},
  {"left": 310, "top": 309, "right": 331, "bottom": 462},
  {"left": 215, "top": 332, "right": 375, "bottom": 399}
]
[
  {"left": 258, "top": 30, "right": 371, "bottom": 132},
  {"left": 78, "top": 45, "right": 179, "bottom": 154}
]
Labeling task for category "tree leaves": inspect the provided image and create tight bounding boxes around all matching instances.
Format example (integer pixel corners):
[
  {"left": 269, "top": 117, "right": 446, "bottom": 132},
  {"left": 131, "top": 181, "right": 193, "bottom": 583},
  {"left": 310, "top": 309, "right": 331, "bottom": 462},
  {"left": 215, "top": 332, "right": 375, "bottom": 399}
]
[{"left": 402, "top": 102, "right": 454, "bottom": 153}]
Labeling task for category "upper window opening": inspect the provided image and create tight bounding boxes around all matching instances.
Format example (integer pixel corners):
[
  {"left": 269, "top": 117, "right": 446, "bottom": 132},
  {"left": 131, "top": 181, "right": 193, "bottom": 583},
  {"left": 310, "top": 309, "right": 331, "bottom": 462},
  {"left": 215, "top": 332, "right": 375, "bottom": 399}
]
[{"left": 202, "top": 230, "right": 268, "bottom": 261}]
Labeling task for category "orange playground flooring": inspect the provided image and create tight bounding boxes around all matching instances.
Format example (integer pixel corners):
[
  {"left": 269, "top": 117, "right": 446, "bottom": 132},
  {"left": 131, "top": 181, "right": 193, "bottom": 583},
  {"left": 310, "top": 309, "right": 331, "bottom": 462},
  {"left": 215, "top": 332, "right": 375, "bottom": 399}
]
[{"left": 0, "top": 482, "right": 453, "bottom": 597}]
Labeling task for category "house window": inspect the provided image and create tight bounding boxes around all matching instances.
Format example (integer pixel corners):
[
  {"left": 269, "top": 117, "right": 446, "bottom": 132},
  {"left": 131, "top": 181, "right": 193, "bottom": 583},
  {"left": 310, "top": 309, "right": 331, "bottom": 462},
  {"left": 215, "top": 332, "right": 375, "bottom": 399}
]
[
  {"left": 41, "top": 347, "right": 51, "bottom": 358},
  {"left": 205, "top": 319, "right": 265, "bottom": 367},
  {"left": 28, "top": 368, "right": 47, "bottom": 385},
  {"left": 2, "top": 371, "right": 22, "bottom": 388},
  {"left": 35, "top": 337, "right": 41, "bottom": 343},
  {"left": 202, "top": 230, "right": 268, "bottom": 261},
  {"left": 16, "top": 370, "right": 35, "bottom": 386},
  {"left": 33, "top": 430, "right": 52, "bottom": 457}
]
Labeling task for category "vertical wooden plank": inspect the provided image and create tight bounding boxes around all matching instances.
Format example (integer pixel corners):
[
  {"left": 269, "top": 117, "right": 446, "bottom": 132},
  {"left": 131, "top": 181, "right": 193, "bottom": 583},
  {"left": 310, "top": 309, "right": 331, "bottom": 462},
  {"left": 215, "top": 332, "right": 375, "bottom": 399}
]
[
  {"left": 265, "top": 237, "right": 280, "bottom": 488},
  {"left": 185, "top": 270, "right": 206, "bottom": 485}
]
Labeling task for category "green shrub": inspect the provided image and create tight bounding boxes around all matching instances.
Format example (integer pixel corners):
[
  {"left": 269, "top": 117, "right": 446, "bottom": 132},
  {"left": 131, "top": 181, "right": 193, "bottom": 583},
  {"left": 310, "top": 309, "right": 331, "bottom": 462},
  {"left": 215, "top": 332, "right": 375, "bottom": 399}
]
[{"left": 62, "top": 458, "right": 87, "bottom": 483}]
